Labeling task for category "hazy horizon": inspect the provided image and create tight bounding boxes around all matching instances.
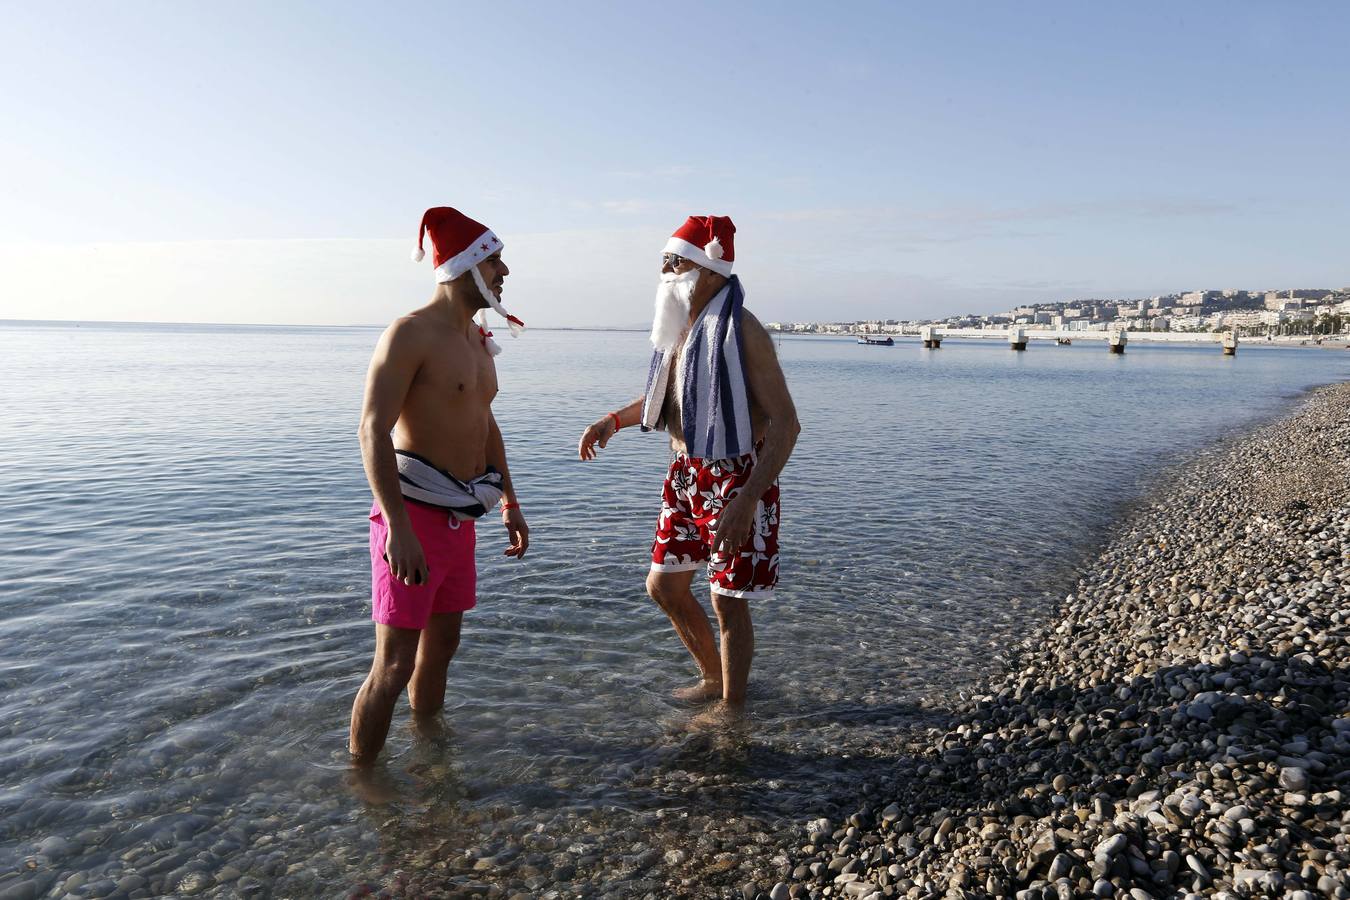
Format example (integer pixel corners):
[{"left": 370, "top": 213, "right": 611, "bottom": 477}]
[{"left": 2, "top": 2, "right": 1348, "bottom": 327}]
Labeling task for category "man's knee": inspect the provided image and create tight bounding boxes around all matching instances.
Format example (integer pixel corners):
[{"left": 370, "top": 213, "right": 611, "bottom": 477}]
[
  {"left": 418, "top": 635, "right": 459, "bottom": 670},
  {"left": 423, "top": 628, "right": 460, "bottom": 657},
  {"left": 646, "top": 571, "right": 683, "bottom": 609},
  {"left": 420, "top": 614, "right": 462, "bottom": 663},
  {"left": 373, "top": 652, "right": 418, "bottom": 689}
]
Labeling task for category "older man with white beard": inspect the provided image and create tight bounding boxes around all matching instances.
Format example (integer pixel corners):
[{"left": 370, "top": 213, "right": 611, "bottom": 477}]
[{"left": 578, "top": 215, "right": 799, "bottom": 717}]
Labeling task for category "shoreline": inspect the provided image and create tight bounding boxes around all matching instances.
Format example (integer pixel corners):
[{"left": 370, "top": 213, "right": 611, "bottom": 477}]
[{"left": 767, "top": 382, "right": 1350, "bottom": 900}]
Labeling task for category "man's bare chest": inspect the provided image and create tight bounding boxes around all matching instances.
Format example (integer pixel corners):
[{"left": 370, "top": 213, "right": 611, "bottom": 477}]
[{"left": 416, "top": 351, "right": 497, "bottom": 404}]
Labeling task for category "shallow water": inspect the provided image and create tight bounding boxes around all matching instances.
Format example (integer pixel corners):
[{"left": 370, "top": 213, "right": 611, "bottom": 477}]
[{"left": 1, "top": 321, "right": 1346, "bottom": 892}]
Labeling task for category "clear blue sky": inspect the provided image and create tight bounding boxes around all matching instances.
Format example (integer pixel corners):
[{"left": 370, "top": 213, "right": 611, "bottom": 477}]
[{"left": 2, "top": 1, "right": 1347, "bottom": 326}]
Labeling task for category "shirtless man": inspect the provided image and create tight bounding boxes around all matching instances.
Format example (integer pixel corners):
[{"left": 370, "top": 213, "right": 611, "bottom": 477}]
[
  {"left": 349, "top": 207, "right": 529, "bottom": 766},
  {"left": 578, "top": 215, "right": 799, "bottom": 715}
]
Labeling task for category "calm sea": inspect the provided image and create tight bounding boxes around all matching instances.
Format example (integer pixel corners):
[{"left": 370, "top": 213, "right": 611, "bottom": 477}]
[{"left": 1, "top": 321, "right": 1346, "bottom": 891}]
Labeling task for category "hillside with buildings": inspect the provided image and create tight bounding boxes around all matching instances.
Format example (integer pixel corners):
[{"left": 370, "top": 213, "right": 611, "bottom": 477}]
[{"left": 768, "top": 288, "right": 1350, "bottom": 337}]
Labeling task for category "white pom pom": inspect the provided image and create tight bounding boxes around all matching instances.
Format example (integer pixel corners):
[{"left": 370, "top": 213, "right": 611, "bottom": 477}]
[
  {"left": 411, "top": 247, "right": 425, "bottom": 262},
  {"left": 704, "top": 237, "right": 724, "bottom": 260}
]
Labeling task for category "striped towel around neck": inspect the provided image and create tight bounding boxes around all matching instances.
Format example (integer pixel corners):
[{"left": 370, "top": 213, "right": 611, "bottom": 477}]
[
  {"left": 395, "top": 450, "right": 504, "bottom": 520},
  {"left": 640, "top": 276, "right": 753, "bottom": 460}
]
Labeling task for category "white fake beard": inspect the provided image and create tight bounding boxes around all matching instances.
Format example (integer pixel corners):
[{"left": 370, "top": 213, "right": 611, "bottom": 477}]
[{"left": 650, "top": 268, "right": 700, "bottom": 352}]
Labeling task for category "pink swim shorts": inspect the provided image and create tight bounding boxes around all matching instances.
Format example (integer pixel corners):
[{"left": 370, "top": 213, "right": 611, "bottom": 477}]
[{"left": 369, "top": 500, "right": 477, "bottom": 629}]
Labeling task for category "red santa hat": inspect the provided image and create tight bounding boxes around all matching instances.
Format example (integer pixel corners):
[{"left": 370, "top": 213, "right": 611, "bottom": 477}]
[
  {"left": 412, "top": 207, "right": 524, "bottom": 339},
  {"left": 663, "top": 215, "right": 736, "bottom": 277}
]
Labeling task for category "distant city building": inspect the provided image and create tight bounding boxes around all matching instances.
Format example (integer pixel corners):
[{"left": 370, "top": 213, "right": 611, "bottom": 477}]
[
  {"left": 1266, "top": 289, "right": 1332, "bottom": 308},
  {"left": 1223, "top": 311, "right": 1265, "bottom": 327}
]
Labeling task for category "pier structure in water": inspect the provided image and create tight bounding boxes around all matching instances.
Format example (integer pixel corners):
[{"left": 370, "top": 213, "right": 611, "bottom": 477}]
[{"left": 911, "top": 325, "right": 1240, "bottom": 355}]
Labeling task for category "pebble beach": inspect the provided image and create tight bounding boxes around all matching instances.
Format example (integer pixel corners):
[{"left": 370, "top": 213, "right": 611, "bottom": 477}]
[{"left": 762, "top": 382, "right": 1350, "bottom": 900}]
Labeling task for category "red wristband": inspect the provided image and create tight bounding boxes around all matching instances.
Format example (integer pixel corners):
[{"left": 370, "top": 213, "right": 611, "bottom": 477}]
[
  {"left": 608, "top": 412, "right": 622, "bottom": 432},
  {"left": 501, "top": 502, "right": 519, "bottom": 511}
]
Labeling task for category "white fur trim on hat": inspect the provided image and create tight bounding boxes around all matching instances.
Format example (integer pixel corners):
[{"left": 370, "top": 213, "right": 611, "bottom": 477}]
[
  {"left": 663, "top": 236, "right": 733, "bottom": 277},
  {"left": 411, "top": 247, "right": 425, "bottom": 262},
  {"left": 432, "top": 229, "right": 503, "bottom": 283},
  {"left": 704, "top": 237, "right": 723, "bottom": 260}
]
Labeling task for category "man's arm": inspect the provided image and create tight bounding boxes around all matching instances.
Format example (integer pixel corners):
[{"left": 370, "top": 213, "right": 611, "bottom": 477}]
[
  {"left": 712, "top": 313, "right": 800, "bottom": 555},
  {"left": 358, "top": 320, "right": 427, "bottom": 585},
  {"left": 578, "top": 395, "right": 644, "bottom": 460},
  {"left": 487, "top": 413, "right": 529, "bottom": 558}
]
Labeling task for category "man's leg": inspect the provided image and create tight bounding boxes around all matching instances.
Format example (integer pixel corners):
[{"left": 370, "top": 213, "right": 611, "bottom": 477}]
[
  {"left": 646, "top": 569, "right": 723, "bottom": 700},
  {"left": 349, "top": 623, "right": 423, "bottom": 766},
  {"left": 711, "top": 593, "right": 754, "bottom": 705},
  {"left": 408, "top": 611, "right": 463, "bottom": 715}
]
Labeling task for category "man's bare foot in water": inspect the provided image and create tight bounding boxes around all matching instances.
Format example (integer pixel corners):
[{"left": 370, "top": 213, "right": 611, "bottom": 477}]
[
  {"left": 348, "top": 766, "right": 399, "bottom": 806},
  {"left": 411, "top": 710, "right": 449, "bottom": 743},
  {"left": 688, "top": 700, "right": 746, "bottom": 731},
  {"left": 672, "top": 679, "right": 723, "bottom": 702}
]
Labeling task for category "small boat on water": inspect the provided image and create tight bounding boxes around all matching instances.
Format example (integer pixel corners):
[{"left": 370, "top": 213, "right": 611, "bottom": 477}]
[
  {"left": 1056, "top": 337, "right": 1072, "bottom": 345},
  {"left": 857, "top": 335, "right": 894, "bottom": 346}
]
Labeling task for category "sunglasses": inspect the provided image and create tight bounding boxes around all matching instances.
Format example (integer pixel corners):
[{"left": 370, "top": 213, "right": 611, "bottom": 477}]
[{"left": 662, "top": 253, "right": 688, "bottom": 270}]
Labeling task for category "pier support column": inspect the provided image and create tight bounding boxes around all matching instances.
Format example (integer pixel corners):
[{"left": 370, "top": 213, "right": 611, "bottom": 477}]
[
  {"left": 1222, "top": 330, "right": 1238, "bottom": 356},
  {"left": 1109, "top": 330, "right": 1128, "bottom": 354},
  {"left": 1008, "top": 326, "right": 1027, "bottom": 351},
  {"left": 920, "top": 325, "right": 942, "bottom": 349}
]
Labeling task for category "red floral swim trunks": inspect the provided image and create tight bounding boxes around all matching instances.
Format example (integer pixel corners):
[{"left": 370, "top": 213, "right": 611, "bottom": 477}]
[{"left": 650, "top": 452, "right": 780, "bottom": 600}]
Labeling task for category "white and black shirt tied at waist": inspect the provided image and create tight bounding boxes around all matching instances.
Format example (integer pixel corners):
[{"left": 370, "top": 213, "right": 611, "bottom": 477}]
[{"left": 395, "top": 450, "right": 504, "bottom": 520}]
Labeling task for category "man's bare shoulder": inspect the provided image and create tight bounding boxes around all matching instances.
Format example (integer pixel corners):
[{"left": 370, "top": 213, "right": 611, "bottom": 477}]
[
  {"left": 739, "top": 308, "right": 776, "bottom": 355},
  {"left": 385, "top": 312, "right": 440, "bottom": 341},
  {"left": 381, "top": 312, "right": 464, "bottom": 353},
  {"left": 367, "top": 316, "right": 437, "bottom": 377},
  {"left": 740, "top": 307, "right": 768, "bottom": 336}
]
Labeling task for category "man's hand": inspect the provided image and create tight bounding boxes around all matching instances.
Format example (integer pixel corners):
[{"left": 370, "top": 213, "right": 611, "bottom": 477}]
[
  {"left": 711, "top": 494, "right": 756, "bottom": 559},
  {"left": 384, "top": 524, "right": 429, "bottom": 586},
  {"left": 578, "top": 417, "right": 617, "bottom": 461},
  {"left": 503, "top": 507, "right": 529, "bottom": 558}
]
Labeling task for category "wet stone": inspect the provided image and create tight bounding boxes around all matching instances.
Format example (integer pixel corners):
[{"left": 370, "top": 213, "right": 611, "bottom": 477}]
[{"left": 1279, "top": 767, "right": 1309, "bottom": 792}]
